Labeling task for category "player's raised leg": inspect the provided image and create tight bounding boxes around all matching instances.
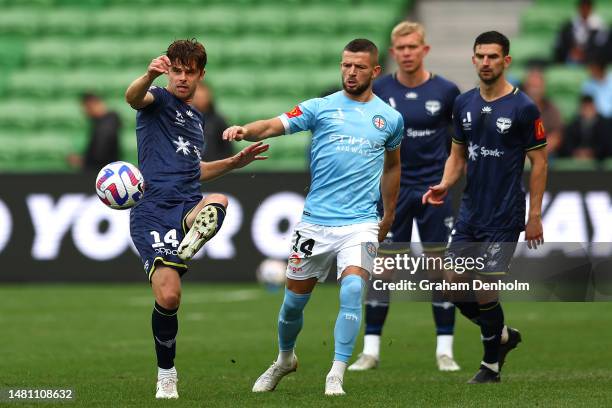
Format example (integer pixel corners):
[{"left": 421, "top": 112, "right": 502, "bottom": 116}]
[
  {"left": 326, "top": 267, "right": 367, "bottom": 395},
  {"left": 150, "top": 266, "right": 182, "bottom": 399},
  {"left": 252, "top": 277, "right": 317, "bottom": 392},
  {"left": 178, "top": 193, "right": 228, "bottom": 261}
]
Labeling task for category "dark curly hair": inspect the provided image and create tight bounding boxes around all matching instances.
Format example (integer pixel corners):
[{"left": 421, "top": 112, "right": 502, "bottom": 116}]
[{"left": 166, "top": 38, "right": 207, "bottom": 71}]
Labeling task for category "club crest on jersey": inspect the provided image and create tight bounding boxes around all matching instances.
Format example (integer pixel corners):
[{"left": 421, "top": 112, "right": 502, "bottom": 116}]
[
  {"left": 405, "top": 92, "right": 418, "bottom": 99},
  {"left": 372, "top": 115, "right": 387, "bottom": 131},
  {"left": 286, "top": 105, "right": 303, "bottom": 118},
  {"left": 425, "top": 100, "right": 441, "bottom": 116},
  {"left": 496, "top": 117, "right": 512, "bottom": 134}
]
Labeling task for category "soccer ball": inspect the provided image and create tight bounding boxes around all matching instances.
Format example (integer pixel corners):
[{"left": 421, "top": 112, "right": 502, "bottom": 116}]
[
  {"left": 256, "top": 258, "right": 287, "bottom": 291},
  {"left": 95, "top": 161, "right": 144, "bottom": 210}
]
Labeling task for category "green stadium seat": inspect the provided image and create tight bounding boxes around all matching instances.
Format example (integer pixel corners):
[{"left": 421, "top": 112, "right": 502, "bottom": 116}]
[
  {"left": 603, "top": 158, "right": 612, "bottom": 171},
  {"left": 217, "top": 96, "right": 297, "bottom": 124},
  {"left": 551, "top": 158, "right": 598, "bottom": 171},
  {"left": 510, "top": 34, "right": 555, "bottom": 66},
  {"left": 0, "top": 1, "right": 404, "bottom": 172},
  {"left": 545, "top": 66, "right": 589, "bottom": 96},
  {"left": 520, "top": 6, "right": 573, "bottom": 35}
]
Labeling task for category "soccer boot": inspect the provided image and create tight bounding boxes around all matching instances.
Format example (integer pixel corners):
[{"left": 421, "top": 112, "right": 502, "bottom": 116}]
[
  {"left": 156, "top": 376, "right": 179, "bottom": 399},
  {"left": 467, "top": 365, "right": 501, "bottom": 384},
  {"left": 252, "top": 355, "right": 298, "bottom": 392},
  {"left": 499, "top": 326, "right": 522, "bottom": 369},
  {"left": 436, "top": 354, "right": 461, "bottom": 372},
  {"left": 347, "top": 353, "right": 379, "bottom": 371},
  {"left": 178, "top": 205, "right": 218, "bottom": 261},
  {"left": 325, "top": 375, "right": 346, "bottom": 396}
]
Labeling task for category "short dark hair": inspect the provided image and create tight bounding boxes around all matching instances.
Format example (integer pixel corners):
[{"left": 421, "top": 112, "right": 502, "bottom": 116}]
[
  {"left": 344, "top": 38, "right": 379, "bottom": 61},
  {"left": 580, "top": 94, "right": 595, "bottom": 104},
  {"left": 166, "top": 38, "right": 207, "bottom": 71},
  {"left": 80, "top": 92, "right": 101, "bottom": 103},
  {"left": 473, "top": 31, "right": 510, "bottom": 56}
]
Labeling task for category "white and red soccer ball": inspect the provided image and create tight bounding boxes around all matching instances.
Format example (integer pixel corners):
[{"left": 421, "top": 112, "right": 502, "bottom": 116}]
[{"left": 95, "top": 161, "right": 144, "bottom": 210}]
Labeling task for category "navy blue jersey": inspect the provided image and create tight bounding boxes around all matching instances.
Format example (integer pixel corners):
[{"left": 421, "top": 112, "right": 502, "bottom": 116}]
[
  {"left": 373, "top": 73, "right": 460, "bottom": 186},
  {"left": 135, "top": 86, "right": 204, "bottom": 202},
  {"left": 452, "top": 87, "right": 547, "bottom": 231}
]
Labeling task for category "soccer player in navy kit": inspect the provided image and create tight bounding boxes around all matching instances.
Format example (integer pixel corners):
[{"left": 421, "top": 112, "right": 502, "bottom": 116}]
[
  {"left": 125, "top": 39, "right": 268, "bottom": 399},
  {"left": 350, "top": 22, "right": 461, "bottom": 372},
  {"left": 423, "top": 31, "right": 547, "bottom": 383}
]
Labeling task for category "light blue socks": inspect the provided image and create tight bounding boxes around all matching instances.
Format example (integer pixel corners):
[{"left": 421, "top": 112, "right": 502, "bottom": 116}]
[
  {"left": 278, "top": 287, "right": 311, "bottom": 351},
  {"left": 334, "top": 274, "right": 365, "bottom": 362}
]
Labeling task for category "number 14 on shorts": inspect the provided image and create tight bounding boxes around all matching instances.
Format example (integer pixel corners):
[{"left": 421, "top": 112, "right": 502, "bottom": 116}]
[{"left": 150, "top": 229, "right": 179, "bottom": 249}]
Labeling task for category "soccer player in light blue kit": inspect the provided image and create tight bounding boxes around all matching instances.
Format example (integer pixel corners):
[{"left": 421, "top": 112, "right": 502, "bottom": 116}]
[{"left": 223, "top": 39, "right": 403, "bottom": 396}]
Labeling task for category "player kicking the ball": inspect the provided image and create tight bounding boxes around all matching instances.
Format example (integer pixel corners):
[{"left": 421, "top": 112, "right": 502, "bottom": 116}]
[
  {"left": 224, "top": 39, "right": 403, "bottom": 396},
  {"left": 125, "top": 39, "right": 268, "bottom": 399},
  {"left": 423, "top": 31, "right": 547, "bottom": 383}
]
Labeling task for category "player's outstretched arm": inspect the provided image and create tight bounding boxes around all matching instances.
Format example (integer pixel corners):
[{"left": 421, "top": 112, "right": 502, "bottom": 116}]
[
  {"left": 525, "top": 147, "right": 548, "bottom": 249},
  {"left": 422, "top": 142, "right": 466, "bottom": 206},
  {"left": 125, "top": 55, "right": 171, "bottom": 109},
  {"left": 199, "top": 141, "right": 270, "bottom": 181},
  {"left": 379, "top": 148, "right": 401, "bottom": 242},
  {"left": 222, "top": 118, "right": 285, "bottom": 142}
]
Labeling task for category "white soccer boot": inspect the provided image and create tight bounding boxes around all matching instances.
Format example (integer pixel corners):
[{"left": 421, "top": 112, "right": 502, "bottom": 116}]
[
  {"left": 436, "top": 354, "right": 461, "bottom": 372},
  {"left": 252, "top": 356, "right": 298, "bottom": 392},
  {"left": 324, "top": 375, "right": 345, "bottom": 396},
  {"left": 155, "top": 376, "right": 178, "bottom": 399},
  {"left": 178, "top": 205, "right": 218, "bottom": 261},
  {"left": 348, "top": 353, "right": 379, "bottom": 371}
]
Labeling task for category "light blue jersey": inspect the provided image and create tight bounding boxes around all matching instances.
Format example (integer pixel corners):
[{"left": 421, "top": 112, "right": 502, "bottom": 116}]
[{"left": 279, "top": 91, "right": 404, "bottom": 226}]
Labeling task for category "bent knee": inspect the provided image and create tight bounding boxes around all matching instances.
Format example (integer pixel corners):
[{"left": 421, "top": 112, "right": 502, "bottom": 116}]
[
  {"left": 157, "top": 289, "right": 181, "bottom": 309},
  {"left": 340, "top": 275, "right": 364, "bottom": 299}
]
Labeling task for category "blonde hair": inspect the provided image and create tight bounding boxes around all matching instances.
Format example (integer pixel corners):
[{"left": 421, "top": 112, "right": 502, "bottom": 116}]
[{"left": 391, "top": 21, "right": 426, "bottom": 44}]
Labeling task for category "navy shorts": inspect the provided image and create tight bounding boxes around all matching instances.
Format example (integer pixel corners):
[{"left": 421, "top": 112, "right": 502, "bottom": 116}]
[
  {"left": 130, "top": 198, "right": 201, "bottom": 281},
  {"left": 446, "top": 220, "right": 521, "bottom": 276},
  {"left": 381, "top": 185, "right": 454, "bottom": 251}
]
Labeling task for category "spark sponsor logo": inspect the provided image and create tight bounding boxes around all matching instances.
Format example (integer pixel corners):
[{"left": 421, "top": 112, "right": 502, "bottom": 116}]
[
  {"left": 406, "top": 128, "right": 436, "bottom": 138},
  {"left": 173, "top": 136, "right": 191, "bottom": 156},
  {"left": 467, "top": 142, "right": 505, "bottom": 161},
  {"left": 405, "top": 92, "right": 418, "bottom": 99},
  {"left": 481, "top": 106, "right": 492, "bottom": 114}
]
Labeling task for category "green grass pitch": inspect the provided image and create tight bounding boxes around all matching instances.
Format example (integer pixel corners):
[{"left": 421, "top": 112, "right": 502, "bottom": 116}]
[{"left": 2, "top": 283, "right": 611, "bottom": 407}]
